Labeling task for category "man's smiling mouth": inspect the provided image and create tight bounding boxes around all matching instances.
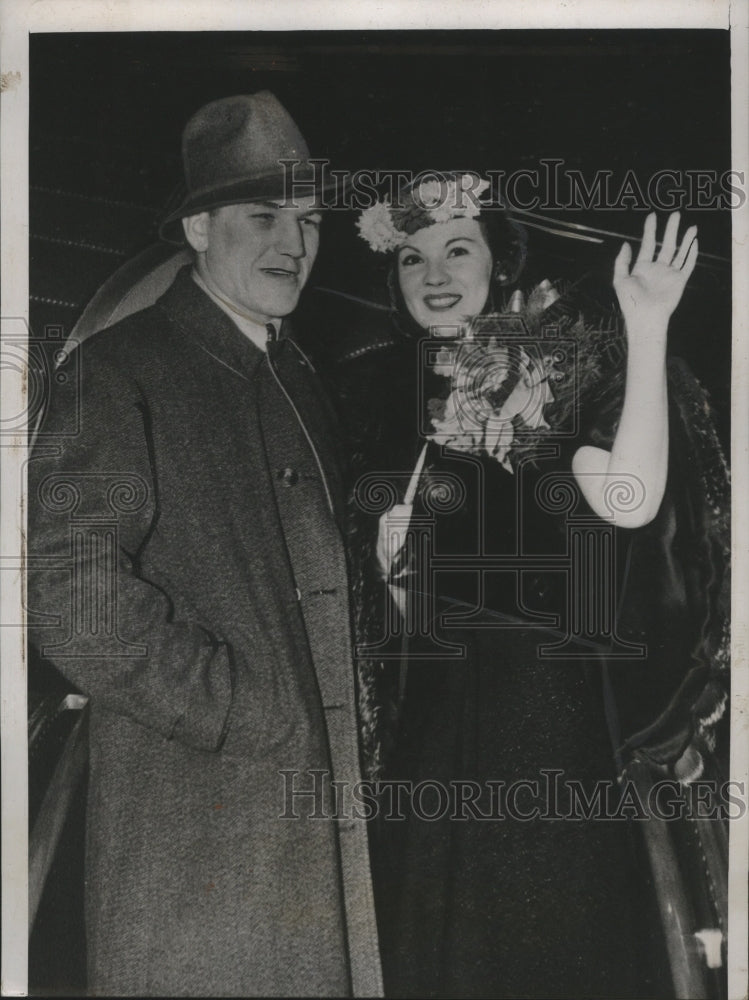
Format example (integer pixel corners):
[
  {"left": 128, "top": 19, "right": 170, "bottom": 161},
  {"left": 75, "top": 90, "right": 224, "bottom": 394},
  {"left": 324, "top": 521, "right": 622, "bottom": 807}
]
[{"left": 262, "top": 267, "right": 299, "bottom": 279}]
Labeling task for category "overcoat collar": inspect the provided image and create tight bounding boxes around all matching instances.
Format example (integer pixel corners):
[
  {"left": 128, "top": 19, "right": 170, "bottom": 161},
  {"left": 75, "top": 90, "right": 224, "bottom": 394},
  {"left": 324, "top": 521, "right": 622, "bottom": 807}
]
[
  {"left": 152, "top": 264, "right": 347, "bottom": 526},
  {"left": 156, "top": 265, "right": 299, "bottom": 383}
]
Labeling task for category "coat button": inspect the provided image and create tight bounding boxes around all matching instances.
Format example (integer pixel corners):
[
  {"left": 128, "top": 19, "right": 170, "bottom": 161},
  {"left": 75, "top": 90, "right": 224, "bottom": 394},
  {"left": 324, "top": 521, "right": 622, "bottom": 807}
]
[{"left": 278, "top": 467, "right": 299, "bottom": 486}]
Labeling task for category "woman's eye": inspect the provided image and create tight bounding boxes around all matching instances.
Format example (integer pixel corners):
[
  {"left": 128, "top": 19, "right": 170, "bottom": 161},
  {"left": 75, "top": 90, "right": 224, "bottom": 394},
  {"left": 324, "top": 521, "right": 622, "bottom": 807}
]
[
  {"left": 447, "top": 245, "right": 470, "bottom": 258},
  {"left": 400, "top": 253, "right": 422, "bottom": 267}
]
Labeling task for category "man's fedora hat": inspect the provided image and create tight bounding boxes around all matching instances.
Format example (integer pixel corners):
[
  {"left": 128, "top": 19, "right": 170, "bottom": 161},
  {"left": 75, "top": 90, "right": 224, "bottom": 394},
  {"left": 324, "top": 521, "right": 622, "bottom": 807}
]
[{"left": 159, "top": 91, "right": 326, "bottom": 243}]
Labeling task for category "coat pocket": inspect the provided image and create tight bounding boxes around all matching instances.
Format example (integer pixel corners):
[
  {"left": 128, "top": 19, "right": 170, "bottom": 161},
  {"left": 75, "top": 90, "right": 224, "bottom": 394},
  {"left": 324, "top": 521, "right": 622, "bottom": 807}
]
[{"left": 219, "top": 624, "right": 313, "bottom": 761}]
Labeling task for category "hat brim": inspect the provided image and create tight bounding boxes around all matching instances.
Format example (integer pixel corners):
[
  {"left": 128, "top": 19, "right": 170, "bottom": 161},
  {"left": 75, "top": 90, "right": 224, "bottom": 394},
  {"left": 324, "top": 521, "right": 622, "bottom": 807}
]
[{"left": 158, "top": 167, "right": 342, "bottom": 244}]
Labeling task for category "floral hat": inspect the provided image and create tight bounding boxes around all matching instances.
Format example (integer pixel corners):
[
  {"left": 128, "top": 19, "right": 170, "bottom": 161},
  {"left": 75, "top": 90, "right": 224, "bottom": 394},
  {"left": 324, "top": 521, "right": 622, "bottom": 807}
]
[{"left": 356, "top": 173, "right": 491, "bottom": 253}]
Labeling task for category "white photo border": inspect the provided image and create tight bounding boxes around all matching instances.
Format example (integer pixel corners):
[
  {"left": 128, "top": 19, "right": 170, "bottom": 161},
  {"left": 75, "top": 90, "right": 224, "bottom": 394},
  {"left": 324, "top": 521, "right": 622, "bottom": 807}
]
[{"left": 2, "top": 2, "right": 746, "bottom": 997}]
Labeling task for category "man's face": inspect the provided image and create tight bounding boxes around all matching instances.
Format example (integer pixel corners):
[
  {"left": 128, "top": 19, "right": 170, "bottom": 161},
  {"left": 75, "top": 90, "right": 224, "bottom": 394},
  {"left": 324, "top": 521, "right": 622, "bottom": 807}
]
[{"left": 185, "top": 196, "right": 322, "bottom": 325}]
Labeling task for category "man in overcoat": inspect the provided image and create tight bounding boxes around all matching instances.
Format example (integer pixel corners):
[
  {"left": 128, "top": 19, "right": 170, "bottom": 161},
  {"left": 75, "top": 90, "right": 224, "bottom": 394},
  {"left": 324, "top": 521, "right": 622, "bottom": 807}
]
[{"left": 27, "top": 92, "right": 383, "bottom": 997}]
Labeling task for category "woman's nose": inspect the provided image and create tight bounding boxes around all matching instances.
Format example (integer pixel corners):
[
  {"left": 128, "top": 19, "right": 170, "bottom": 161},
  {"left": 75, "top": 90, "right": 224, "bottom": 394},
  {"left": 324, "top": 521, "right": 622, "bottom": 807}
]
[{"left": 424, "top": 259, "right": 448, "bottom": 285}]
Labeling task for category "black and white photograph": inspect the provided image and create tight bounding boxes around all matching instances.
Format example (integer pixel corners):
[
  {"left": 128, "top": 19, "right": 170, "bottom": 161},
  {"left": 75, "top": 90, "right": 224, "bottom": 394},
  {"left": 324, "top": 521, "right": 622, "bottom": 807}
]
[{"left": 1, "top": 2, "right": 747, "bottom": 997}]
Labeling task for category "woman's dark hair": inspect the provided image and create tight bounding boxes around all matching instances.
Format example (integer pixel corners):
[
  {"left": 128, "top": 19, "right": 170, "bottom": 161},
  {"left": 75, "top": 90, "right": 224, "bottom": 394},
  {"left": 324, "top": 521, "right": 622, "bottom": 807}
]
[{"left": 386, "top": 202, "right": 528, "bottom": 337}]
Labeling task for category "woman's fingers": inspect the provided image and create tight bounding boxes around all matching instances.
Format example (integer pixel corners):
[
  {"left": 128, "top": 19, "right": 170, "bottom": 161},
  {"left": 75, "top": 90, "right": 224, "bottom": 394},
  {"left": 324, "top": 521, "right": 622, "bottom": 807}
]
[
  {"left": 613, "top": 241, "right": 632, "bottom": 284},
  {"left": 682, "top": 238, "right": 699, "bottom": 280},
  {"left": 656, "top": 211, "right": 681, "bottom": 264},
  {"left": 672, "top": 225, "right": 698, "bottom": 270},
  {"left": 634, "top": 211, "right": 657, "bottom": 268},
  {"left": 630, "top": 212, "right": 698, "bottom": 276}
]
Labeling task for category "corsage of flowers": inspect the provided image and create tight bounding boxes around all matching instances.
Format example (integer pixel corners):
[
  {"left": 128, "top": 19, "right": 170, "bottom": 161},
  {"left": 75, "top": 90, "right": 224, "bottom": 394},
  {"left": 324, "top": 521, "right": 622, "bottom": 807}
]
[
  {"left": 357, "top": 174, "right": 491, "bottom": 253},
  {"left": 425, "top": 333, "right": 560, "bottom": 473}
]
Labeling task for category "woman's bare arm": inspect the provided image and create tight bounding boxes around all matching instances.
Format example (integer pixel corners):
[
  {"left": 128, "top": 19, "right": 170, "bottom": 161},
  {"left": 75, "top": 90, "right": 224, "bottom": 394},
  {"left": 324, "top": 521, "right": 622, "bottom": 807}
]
[{"left": 572, "top": 211, "right": 698, "bottom": 528}]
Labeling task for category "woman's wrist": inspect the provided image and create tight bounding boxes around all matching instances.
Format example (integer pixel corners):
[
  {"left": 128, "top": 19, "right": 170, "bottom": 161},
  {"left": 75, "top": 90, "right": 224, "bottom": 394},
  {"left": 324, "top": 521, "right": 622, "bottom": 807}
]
[{"left": 622, "top": 315, "right": 669, "bottom": 353}]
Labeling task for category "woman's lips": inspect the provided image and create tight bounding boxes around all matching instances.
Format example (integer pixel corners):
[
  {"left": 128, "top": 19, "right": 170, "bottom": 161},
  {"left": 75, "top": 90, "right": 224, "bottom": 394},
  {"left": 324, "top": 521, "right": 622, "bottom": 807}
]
[{"left": 423, "top": 293, "right": 462, "bottom": 311}]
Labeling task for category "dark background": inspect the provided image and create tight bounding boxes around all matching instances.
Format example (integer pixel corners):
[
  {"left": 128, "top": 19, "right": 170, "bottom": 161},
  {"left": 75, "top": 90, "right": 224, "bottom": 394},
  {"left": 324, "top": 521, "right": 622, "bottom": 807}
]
[
  {"left": 28, "top": 29, "right": 733, "bottom": 995},
  {"left": 30, "top": 30, "right": 732, "bottom": 431}
]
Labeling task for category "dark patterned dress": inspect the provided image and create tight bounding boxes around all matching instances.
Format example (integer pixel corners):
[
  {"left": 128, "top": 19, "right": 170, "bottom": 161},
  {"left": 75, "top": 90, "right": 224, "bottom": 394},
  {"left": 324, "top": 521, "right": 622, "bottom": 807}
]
[{"left": 322, "top": 292, "right": 729, "bottom": 999}]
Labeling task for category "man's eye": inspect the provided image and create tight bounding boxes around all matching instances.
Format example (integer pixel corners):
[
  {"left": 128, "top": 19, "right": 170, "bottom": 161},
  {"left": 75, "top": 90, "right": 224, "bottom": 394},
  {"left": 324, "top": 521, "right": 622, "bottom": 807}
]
[
  {"left": 250, "top": 212, "right": 276, "bottom": 222},
  {"left": 302, "top": 216, "right": 322, "bottom": 228}
]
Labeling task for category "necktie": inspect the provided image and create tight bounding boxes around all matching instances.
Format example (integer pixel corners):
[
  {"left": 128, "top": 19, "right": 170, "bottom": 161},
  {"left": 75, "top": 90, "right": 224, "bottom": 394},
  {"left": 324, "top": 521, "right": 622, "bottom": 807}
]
[{"left": 266, "top": 323, "right": 277, "bottom": 344}]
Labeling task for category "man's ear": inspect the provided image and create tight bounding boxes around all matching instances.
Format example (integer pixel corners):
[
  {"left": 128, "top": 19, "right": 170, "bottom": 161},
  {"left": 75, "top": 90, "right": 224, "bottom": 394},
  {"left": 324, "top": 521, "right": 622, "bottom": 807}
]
[{"left": 182, "top": 212, "right": 211, "bottom": 253}]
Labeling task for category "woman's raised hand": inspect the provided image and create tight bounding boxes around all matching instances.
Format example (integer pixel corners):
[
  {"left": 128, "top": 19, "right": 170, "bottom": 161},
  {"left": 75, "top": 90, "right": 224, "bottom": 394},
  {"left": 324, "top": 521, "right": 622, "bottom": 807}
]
[
  {"left": 613, "top": 212, "right": 698, "bottom": 335},
  {"left": 573, "top": 211, "right": 697, "bottom": 527}
]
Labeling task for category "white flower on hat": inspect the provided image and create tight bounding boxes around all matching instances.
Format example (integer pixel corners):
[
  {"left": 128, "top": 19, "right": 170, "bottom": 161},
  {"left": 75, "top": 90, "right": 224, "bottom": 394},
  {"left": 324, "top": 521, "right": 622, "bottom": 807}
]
[
  {"left": 416, "top": 174, "right": 490, "bottom": 222},
  {"left": 416, "top": 179, "right": 443, "bottom": 209},
  {"left": 357, "top": 174, "right": 493, "bottom": 253},
  {"left": 427, "top": 199, "right": 454, "bottom": 224},
  {"left": 462, "top": 176, "right": 491, "bottom": 217},
  {"left": 356, "top": 200, "right": 405, "bottom": 253}
]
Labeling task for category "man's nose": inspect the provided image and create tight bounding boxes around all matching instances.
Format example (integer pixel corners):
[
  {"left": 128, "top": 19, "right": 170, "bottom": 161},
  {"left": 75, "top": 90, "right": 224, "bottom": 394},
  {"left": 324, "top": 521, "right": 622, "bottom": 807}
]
[{"left": 276, "top": 217, "right": 306, "bottom": 258}]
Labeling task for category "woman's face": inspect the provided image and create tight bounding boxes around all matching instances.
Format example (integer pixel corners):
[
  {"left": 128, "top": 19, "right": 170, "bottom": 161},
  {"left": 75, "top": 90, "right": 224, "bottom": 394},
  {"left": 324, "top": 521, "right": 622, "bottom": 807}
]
[{"left": 396, "top": 217, "right": 493, "bottom": 332}]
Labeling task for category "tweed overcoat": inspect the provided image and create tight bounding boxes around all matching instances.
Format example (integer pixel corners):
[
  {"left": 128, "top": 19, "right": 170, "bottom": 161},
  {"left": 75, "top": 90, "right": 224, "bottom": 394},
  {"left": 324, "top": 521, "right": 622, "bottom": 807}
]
[{"left": 27, "top": 268, "right": 383, "bottom": 997}]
